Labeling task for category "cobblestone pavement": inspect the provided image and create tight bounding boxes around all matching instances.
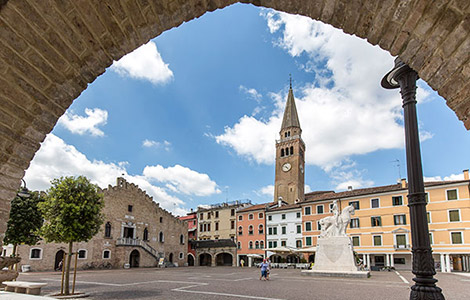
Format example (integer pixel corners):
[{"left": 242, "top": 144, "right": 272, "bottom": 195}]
[{"left": 16, "top": 267, "right": 469, "bottom": 300}]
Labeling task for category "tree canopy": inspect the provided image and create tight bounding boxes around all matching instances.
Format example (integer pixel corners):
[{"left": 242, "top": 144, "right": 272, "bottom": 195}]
[
  {"left": 39, "top": 176, "right": 104, "bottom": 244},
  {"left": 3, "top": 191, "right": 43, "bottom": 251}
]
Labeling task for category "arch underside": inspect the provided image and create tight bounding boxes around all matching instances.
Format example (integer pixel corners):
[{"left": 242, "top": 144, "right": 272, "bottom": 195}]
[{"left": 0, "top": 0, "right": 469, "bottom": 237}]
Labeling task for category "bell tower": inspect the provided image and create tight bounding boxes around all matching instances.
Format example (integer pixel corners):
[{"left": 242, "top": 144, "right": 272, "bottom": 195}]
[{"left": 274, "top": 81, "right": 305, "bottom": 205}]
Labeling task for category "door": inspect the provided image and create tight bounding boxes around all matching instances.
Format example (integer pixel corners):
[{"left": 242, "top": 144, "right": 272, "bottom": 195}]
[
  {"left": 123, "top": 227, "right": 134, "bottom": 239},
  {"left": 54, "top": 250, "right": 65, "bottom": 271},
  {"left": 130, "top": 250, "right": 140, "bottom": 268},
  {"left": 375, "top": 255, "right": 385, "bottom": 267}
]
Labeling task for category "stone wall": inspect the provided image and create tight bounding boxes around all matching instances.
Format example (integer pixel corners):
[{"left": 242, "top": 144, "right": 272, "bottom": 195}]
[
  {"left": 16, "top": 177, "right": 187, "bottom": 271},
  {"left": 1, "top": 0, "right": 469, "bottom": 241}
]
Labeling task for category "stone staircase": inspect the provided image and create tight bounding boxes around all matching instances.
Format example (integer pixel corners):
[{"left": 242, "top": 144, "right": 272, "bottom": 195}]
[{"left": 116, "top": 238, "right": 162, "bottom": 260}]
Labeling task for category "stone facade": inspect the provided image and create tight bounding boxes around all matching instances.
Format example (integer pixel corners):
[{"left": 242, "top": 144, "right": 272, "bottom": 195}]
[
  {"left": 16, "top": 177, "right": 187, "bottom": 271},
  {"left": 1, "top": 0, "right": 470, "bottom": 244}
]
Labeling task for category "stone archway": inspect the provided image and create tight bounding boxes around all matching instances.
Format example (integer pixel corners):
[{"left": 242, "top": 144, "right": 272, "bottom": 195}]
[
  {"left": 199, "top": 253, "right": 212, "bottom": 266},
  {"left": 54, "top": 250, "right": 65, "bottom": 271},
  {"left": 129, "top": 249, "right": 140, "bottom": 268},
  {"left": 215, "top": 252, "right": 233, "bottom": 266},
  {"left": 0, "top": 1, "right": 469, "bottom": 239},
  {"left": 187, "top": 253, "right": 195, "bottom": 266}
]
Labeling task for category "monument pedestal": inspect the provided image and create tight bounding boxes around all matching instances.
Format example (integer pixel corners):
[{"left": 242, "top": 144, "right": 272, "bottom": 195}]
[{"left": 301, "top": 236, "right": 369, "bottom": 278}]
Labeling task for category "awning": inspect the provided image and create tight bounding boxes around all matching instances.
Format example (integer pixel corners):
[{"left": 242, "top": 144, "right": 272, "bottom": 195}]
[
  {"left": 294, "top": 246, "right": 317, "bottom": 253},
  {"left": 263, "top": 246, "right": 296, "bottom": 253},
  {"left": 247, "top": 254, "right": 263, "bottom": 258}
]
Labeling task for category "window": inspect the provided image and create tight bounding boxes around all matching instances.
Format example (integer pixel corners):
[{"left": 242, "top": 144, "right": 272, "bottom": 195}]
[
  {"left": 305, "top": 222, "right": 312, "bottom": 231},
  {"left": 208, "top": 212, "right": 213, "bottom": 219},
  {"left": 371, "top": 216, "right": 382, "bottom": 227},
  {"left": 317, "top": 221, "right": 321, "bottom": 231},
  {"left": 349, "top": 201, "right": 359, "bottom": 210},
  {"left": 306, "top": 237, "right": 312, "bottom": 246},
  {"left": 103, "top": 250, "right": 111, "bottom": 259},
  {"left": 446, "top": 189, "right": 458, "bottom": 200},
  {"left": 429, "top": 233, "right": 433, "bottom": 245},
  {"left": 215, "top": 211, "right": 219, "bottom": 218},
  {"left": 207, "top": 223, "right": 211, "bottom": 231},
  {"left": 159, "top": 231, "right": 164, "bottom": 242},
  {"left": 128, "top": 205, "right": 133, "bottom": 212},
  {"left": 281, "top": 240, "right": 287, "bottom": 247},
  {"left": 371, "top": 198, "right": 379, "bottom": 208},
  {"left": 237, "top": 242, "right": 241, "bottom": 249},
  {"left": 260, "top": 241, "right": 264, "bottom": 249},
  {"left": 258, "top": 213, "right": 264, "bottom": 219},
  {"left": 373, "top": 235, "right": 382, "bottom": 246},
  {"left": 281, "top": 148, "right": 285, "bottom": 157},
  {"left": 200, "top": 224, "right": 203, "bottom": 232},
  {"left": 449, "top": 210, "right": 460, "bottom": 222},
  {"left": 352, "top": 236, "right": 360, "bottom": 247},
  {"left": 304, "top": 206, "right": 311, "bottom": 215},
  {"left": 249, "top": 241, "right": 253, "bottom": 249},
  {"left": 392, "top": 196, "right": 403, "bottom": 206},
  {"left": 282, "top": 214, "right": 286, "bottom": 220},
  {"left": 268, "top": 227, "right": 273, "bottom": 235},
  {"left": 215, "top": 222, "right": 219, "bottom": 231},
  {"left": 273, "top": 227, "right": 278, "bottom": 235},
  {"left": 296, "top": 240, "right": 302, "bottom": 248},
  {"left": 249, "top": 225, "right": 254, "bottom": 235},
  {"left": 296, "top": 212, "right": 301, "bottom": 218},
  {"left": 159, "top": 217, "right": 163, "bottom": 223},
  {"left": 203, "top": 224, "right": 207, "bottom": 231},
  {"left": 193, "top": 220, "right": 196, "bottom": 225},
  {"left": 281, "top": 226, "right": 286, "bottom": 234},
  {"left": 350, "top": 218, "right": 360, "bottom": 228},
  {"left": 78, "top": 249, "right": 87, "bottom": 259},
  {"left": 238, "top": 226, "right": 243, "bottom": 235},
  {"left": 297, "top": 225, "right": 301, "bottom": 234},
  {"left": 425, "top": 192, "right": 429, "bottom": 203},
  {"left": 200, "top": 213, "right": 203, "bottom": 220},
  {"left": 231, "top": 209, "right": 235, "bottom": 216},
  {"left": 180, "top": 234, "right": 184, "bottom": 244},
  {"left": 105, "top": 222, "right": 112, "bottom": 238},
  {"left": 316, "top": 205, "right": 324, "bottom": 214},
  {"left": 394, "top": 214, "right": 407, "bottom": 225},
  {"left": 451, "top": 232, "right": 463, "bottom": 244},
  {"left": 249, "top": 214, "right": 254, "bottom": 220},
  {"left": 427, "top": 212, "right": 431, "bottom": 223},
  {"left": 30, "top": 248, "right": 42, "bottom": 259},
  {"left": 143, "top": 227, "right": 149, "bottom": 241},
  {"left": 258, "top": 224, "right": 264, "bottom": 234},
  {"left": 395, "top": 234, "right": 407, "bottom": 247},
  {"left": 255, "top": 241, "right": 260, "bottom": 249},
  {"left": 268, "top": 215, "right": 272, "bottom": 221},
  {"left": 231, "top": 220, "right": 235, "bottom": 230},
  {"left": 329, "top": 203, "right": 334, "bottom": 212},
  {"left": 290, "top": 146, "right": 294, "bottom": 155},
  {"left": 273, "top": 241, "right": 278, "bottom": 248},
  {"left": 268, "top": 241, "right": 273, "bottom": 248},
  {"left": 394, "top": 258, "right": 406, "bottom": 264},
  {"left": 239, "top": 215, "right": 243, "bottom": 221},
  {"left": 179, "top": 252, "right": 184, "bottom": 259}
]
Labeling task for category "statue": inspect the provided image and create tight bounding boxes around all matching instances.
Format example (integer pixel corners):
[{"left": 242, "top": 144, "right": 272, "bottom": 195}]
[{"left": 319, "top": 203, "right": 355, "bottom": 238}]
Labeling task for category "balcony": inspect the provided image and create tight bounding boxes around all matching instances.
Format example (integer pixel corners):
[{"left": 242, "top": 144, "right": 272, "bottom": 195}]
[{"left": 394, "top": 244, "right": 411, "bottom": 250}]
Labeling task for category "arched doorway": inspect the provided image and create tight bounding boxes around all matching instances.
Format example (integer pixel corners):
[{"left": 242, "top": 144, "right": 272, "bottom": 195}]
[
  {"left": 270, "top": 255, "right": 282, "bottom": 263},
  {"left": 54, "top": 250, "right": 65, "bottom": 271},
  {"left": 216, "top": 253, "right": 233, "bottom": 266},
  {"left": 169, "top": 253, "right": 173, "bottom": 263},
  {"left": 188, "top": 254, "right": 195, "bottom": 266},
  {"left": 129, "top": 250, "right": 140, "bottom": 268},
  {"left": 308, "top": 254, "right": 315, "bottom": 263},
  {"left": 199, "top": 253, "right": 212, "bottom": 266},
  {"left": 287, "top": 254, "right": 300, "bottom": 263}
]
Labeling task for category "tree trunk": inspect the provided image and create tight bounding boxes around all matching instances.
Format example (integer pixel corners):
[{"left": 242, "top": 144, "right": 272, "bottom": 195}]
[{"left": 64, "top": 242, "right": 73, "bottom": 295}]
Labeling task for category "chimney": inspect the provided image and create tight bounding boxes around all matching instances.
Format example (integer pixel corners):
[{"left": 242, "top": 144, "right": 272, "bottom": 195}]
[
  {"left": 347, "top": 186, "right": 353, "bottom": 191},
  {"left": 278, "top": 197, "right": 283, "bottom": 207},
  {"left": 464, "top": 169, "right": 469, "bottom": 180},
  {"left": 401, "top": 178, "right": 407, "bottom": 188}
]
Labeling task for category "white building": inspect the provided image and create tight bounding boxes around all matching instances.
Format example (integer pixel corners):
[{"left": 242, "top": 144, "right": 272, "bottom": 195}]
[{"left": 266, "top": 202, "right": 303, "bottom": 262}]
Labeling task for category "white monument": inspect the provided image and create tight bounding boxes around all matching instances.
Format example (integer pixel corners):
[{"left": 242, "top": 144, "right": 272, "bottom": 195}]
[{"left": 302, "top": 200, "right": 370, "bottom": 278}]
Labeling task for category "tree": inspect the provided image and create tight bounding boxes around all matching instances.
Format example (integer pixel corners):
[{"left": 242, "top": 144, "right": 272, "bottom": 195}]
[
  {"left": 39, "top": 176, "right": 104, "bottom": 295},
  {"left": 3, "top": 191, "right": 43, "bottom": 256}
]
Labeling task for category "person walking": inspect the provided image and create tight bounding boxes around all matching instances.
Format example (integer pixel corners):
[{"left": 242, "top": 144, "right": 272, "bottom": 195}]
[
  {"left": 260, "top": 259, "right": 269, "bottom": 281},
  {"left": 240, "top": 259, "right": 245, "bottom": 267}
]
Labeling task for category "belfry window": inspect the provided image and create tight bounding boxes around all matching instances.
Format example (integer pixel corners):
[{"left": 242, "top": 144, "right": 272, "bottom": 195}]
[
  {"left": 281, "top": 149, "right": 285, "bottom": 157},
  {"left": 285, "top": 147, "right": 289, "bottom": 155},
  {"left": 290, "top": 146, "right": 294, "bottom": 155}
]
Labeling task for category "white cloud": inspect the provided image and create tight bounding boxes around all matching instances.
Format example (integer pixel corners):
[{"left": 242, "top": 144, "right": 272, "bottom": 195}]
[
  {"left": 111, "top": 41, "right": 173, "bottom": 85},
  {"left": 143, "top": 165, "right": 221, "bottom": 197},
  {"left": 424, "top": 173, "right": 464, "bottom": 182},
  {"left": 240, "top": 85, "right": 262, "bottom": 102},
  {"left": 23, "top": 134, "right": 217, "bottom": 215},
  {"left": 58, "top": 108, "right": 108, "bottom": 137},
  {"left": 259, "top": 185, "right": 274, "bottom": 197},
  {"left": 142, "top": 139, "right": 171, "bottom": 151},
  {"left": 216, "top": 11, "right": 434, "bottom": 173}
]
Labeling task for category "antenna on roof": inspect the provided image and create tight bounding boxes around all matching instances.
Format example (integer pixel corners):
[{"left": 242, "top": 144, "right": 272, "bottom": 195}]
[
  {"left": 289, "top": 73, "right": 292, "bottom": 89},
  {"left": 390, "top": 159, "right": 401, "bottom": 182}
]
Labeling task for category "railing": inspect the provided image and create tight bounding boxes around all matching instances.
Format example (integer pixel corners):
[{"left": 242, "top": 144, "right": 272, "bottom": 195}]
[
  {"left": 116, "top": 238, "right": 160, "bottom": 258},
  {"left": 275, "top": 135, "right": 301, "bottom": 144},
  {"left": 394, "top": 244, "right": 411, "bottom": 250}
]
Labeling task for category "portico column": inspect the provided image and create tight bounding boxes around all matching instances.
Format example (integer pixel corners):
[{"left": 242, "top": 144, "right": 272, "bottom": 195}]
[
  {"left": 248, "top": 256, "right": 252, "bottom": 267},
  {"left": 390, "top": 254, "right": 394, "bottom": 268},
  {"left": 440, "top": 254, "right": 445, "bottom": 272},
  {"left": 366, "top": 254, "right": 371, "bottom": 270},
  {"left": 386, "top": 254, "right": 390, "bottom": 267},
  {"left": 445, "top": 254, "right": 451, "bottom": 273}
]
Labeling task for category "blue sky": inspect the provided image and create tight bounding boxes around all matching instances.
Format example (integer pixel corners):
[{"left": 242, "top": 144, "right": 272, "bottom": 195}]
[{"left": 24, "top": 4, "right": 470, "bottom": 215}]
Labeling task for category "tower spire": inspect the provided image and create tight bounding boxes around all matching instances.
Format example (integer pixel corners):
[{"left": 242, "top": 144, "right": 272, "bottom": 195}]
[{"left": 281, "top": 78, "right": 301, "bottom": 131}]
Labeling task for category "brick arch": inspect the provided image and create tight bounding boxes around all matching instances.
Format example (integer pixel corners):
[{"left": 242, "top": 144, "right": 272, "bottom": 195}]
[{"left": 0, "top": 0, "right": 469, "bottom": 237}]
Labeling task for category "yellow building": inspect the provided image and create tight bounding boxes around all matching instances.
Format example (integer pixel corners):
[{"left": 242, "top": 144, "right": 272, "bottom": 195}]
[
  {"left": 301, "top": 169, "right": 470, "bottom": 272},
  {"left": 197, "top": 200, "right": 251, "bottom": 241}
]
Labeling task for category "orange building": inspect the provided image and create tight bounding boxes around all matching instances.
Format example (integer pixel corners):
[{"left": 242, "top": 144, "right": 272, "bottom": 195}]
[{"left": 236, "top": 203, "right": 269, "bottom": 266}]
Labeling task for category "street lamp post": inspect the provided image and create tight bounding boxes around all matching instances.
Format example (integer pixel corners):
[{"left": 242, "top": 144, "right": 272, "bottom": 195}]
[
  {"left": 382, "top": 58, "right": 445, "bottom": 300},
  {"left": 17, "top": 179, "right": 30, "bottom": 198}
]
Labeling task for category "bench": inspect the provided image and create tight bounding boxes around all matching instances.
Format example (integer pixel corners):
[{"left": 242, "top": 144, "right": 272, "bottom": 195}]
[{"left": 3, "top": 281, "right": 48, "bottom": 295}]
